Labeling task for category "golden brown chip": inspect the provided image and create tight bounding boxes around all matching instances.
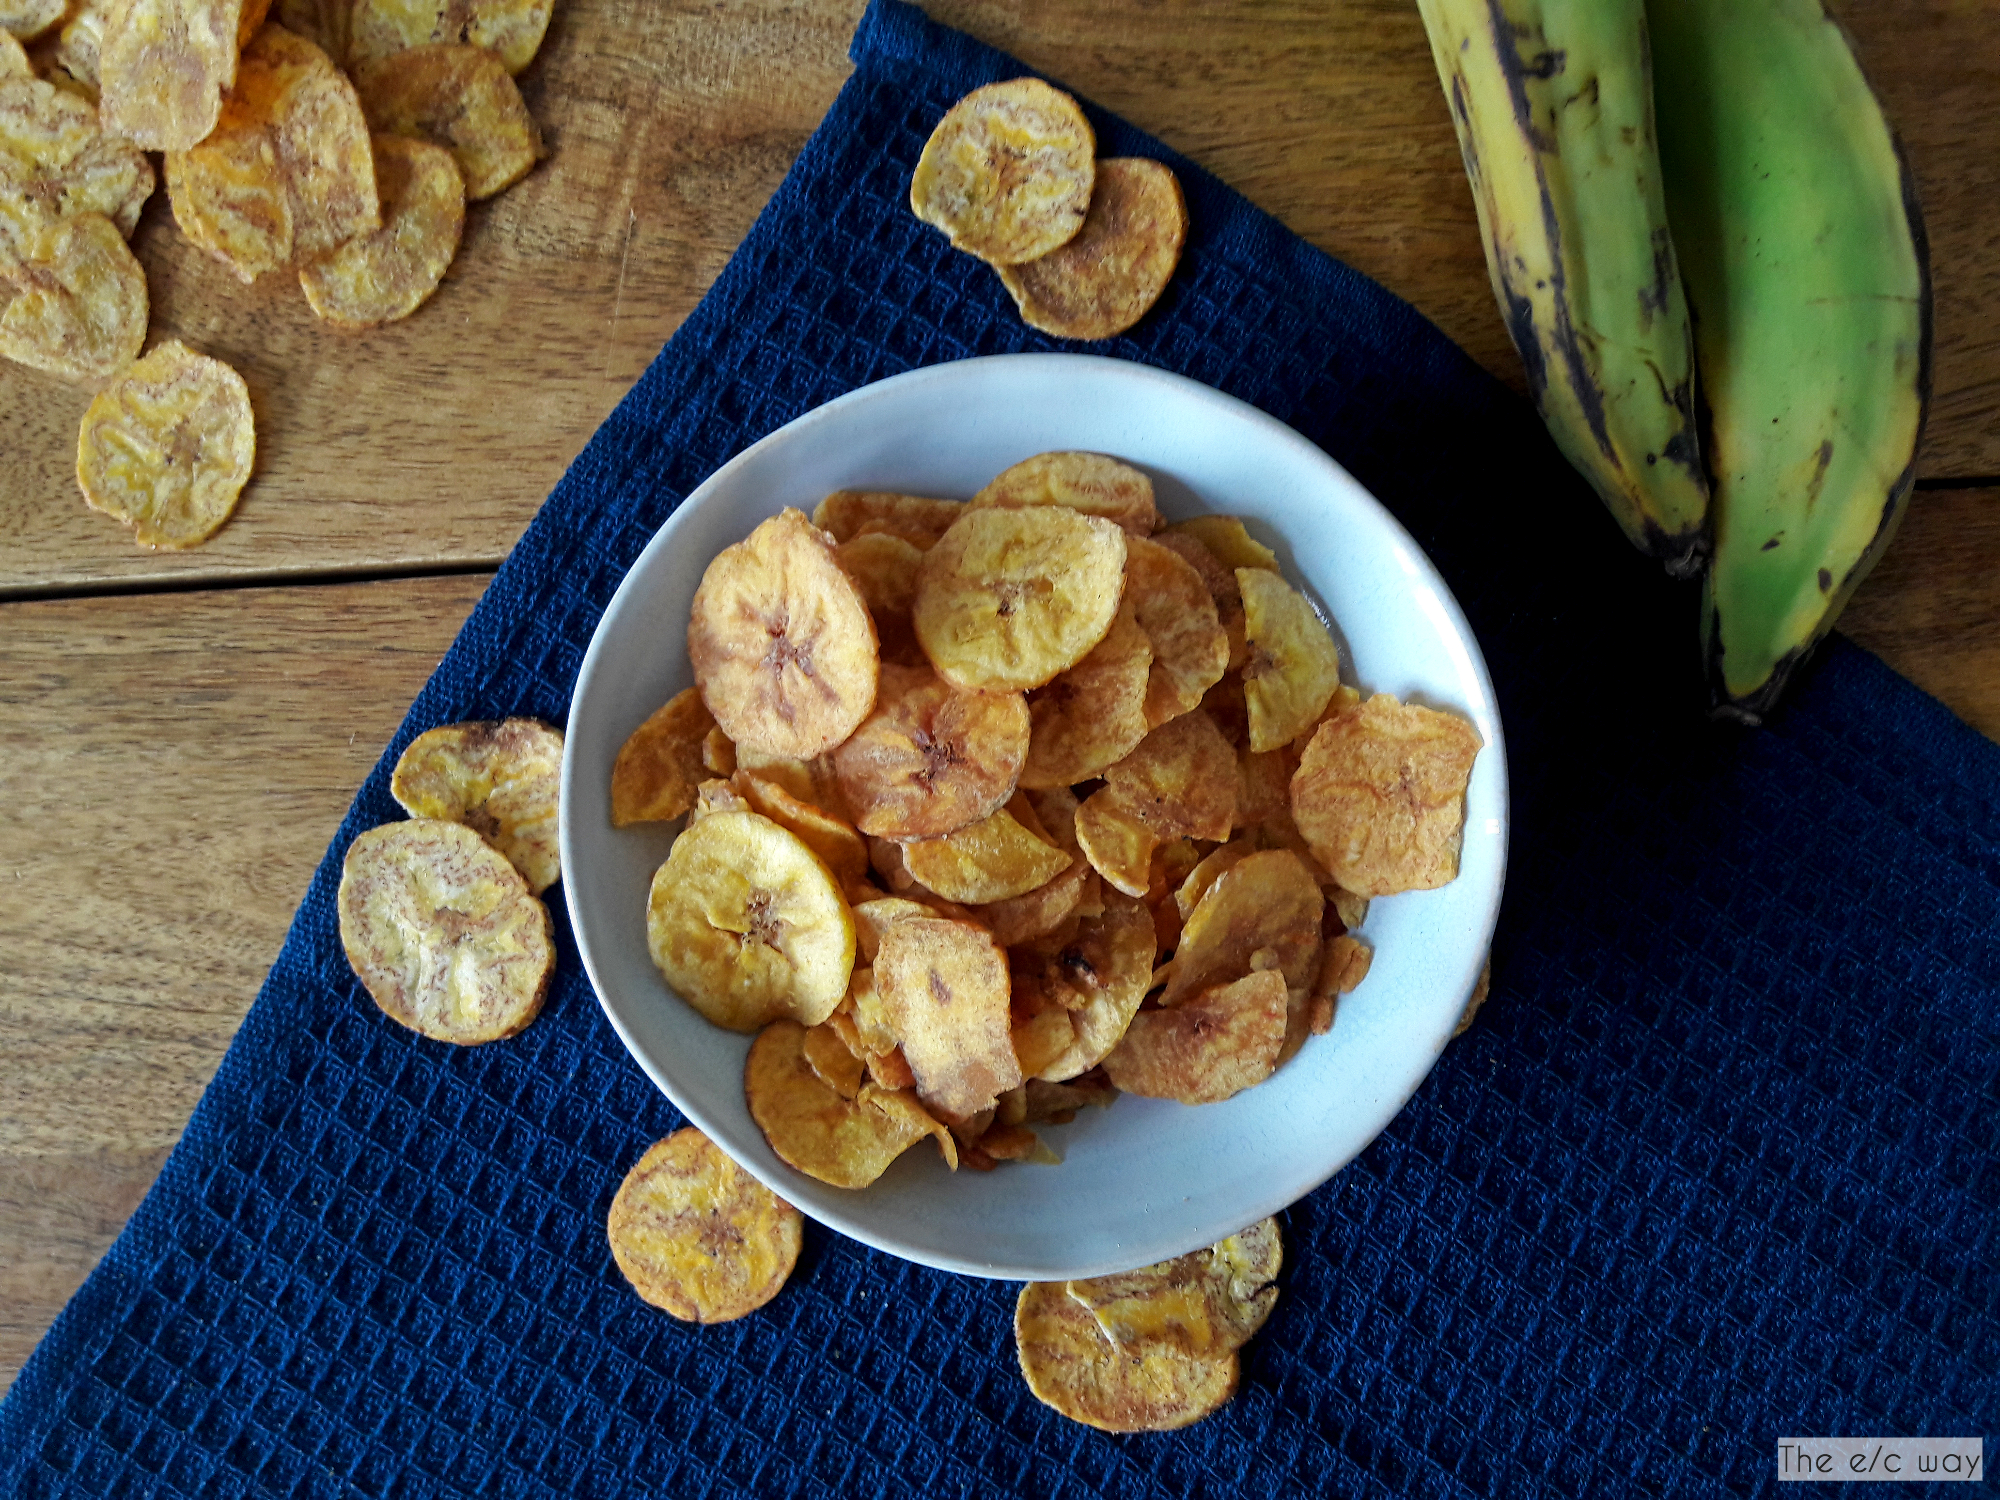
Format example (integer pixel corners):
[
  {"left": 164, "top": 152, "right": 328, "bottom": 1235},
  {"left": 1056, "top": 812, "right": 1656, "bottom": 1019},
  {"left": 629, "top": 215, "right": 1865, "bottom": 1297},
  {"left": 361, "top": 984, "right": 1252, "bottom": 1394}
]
[
  {"left": 1021, "top": 1074, "right": 1117, "bottom": 1124},
  {"left": 1102, "top": 709, "right": 1239, "bottom": 844},
  {"left": 914, "top": 505, "right": 1127, "bottom": 692},
  {"left": 731, "top": 742, "right": 835, "bottom": 810},
  {"left": 1454, "top": 956, "right": 1492, "bottom": 1038},
  {"left": 1315, "top": 933, "right": 1372, "bottom": 1002},
  {"left": 272, "top": 0, "right": 349, "bottom": 61},
  {"left": 814, "top": 489, "right": 964, "bottom": 550},
  {"left": 745, "top": 1019, "right": 932, "bottom": 1189},
  {"left": 1072, "top": 789, "right": 1158, "bottom": 899},
  {"left": 336, "top": 817, "right": 554, "bottom": 1044},
  {"left": 834, "top": 530, "right": 927, "bottom": 667},
  {"left": 970, "top": 449, "right": 1159, "bottom": 538},
  {"left": 0, "top": 0, "right": 62, "bottom": 42},
  {"left": 299, "top": 133, "right": 463, "bottom": 329},
  {"left": 1238, "top": 568, "right": 1342, "bottom": 753},
  {"left": 800, "top": 1017, "right": 865, "bottom": 1099},
  {"left": 862, "top": 1083, "right": 958, "bottom": 1169},
  {"left": 978, "top": 851, "right": 1087, "bottom": 947},
  {"left": 1290, "top": 694, "right": 1483, "bottom": 896},
  {"left": 75, "top": 338, "right": 254, "bottom": 549},
  {"left": 646, "top": 810, "right": 855, "bottom": 1034},
  {"left": 687, "top": 776, "right": 748, "bottom": 822},
  {"left": 1020, "top": 889, "right": 1155, "bottom": 1081},
  {"left": 346, "top": 0, "right": 550, "bottom": 75},
  {"left": 351, "top": 42, "right": 540, "bottom": 200},
  {"left": 829, "top": 661, "right": 1027, "bottom": 838},
  {"left": 910, "top": 77, "right": 1093, "bottom": 266},
  {"left": 1151, "top": 529, "right": 1247, "bottom": 670},
  {"left": 1236, "top": 742, "right": 1297, "bottom": 831},
  {"left": 730, "top": 770, "right": 871, "bottom": 897},
  {"left": 688, "top": 508, "right": 880, "bottom": 761},
  {"left": 1165, "top": 514, "right": 1277, "bottom": 574},
  {"left": 849, "top": 897, "right": 935, "bottom": 967},
  {"left": 900, "top": 803, "right": 1069, "bottom": 905},
  {"left": 389, "top": 717, "right": 563, "bottom": 894},
  {"left": 0, "top": 210, "right": 143, "bottom": 379},
  {"left": 1121, "top": 535, "right": 1228, "bottom": 727},
  {"left": 1176, "top": 837, "right": 1255, "bottom": 921},
  {"left": 1009, "top": 1004, "right": 1075, "bottom": 1080},
  {"left": 97, "top": 0, "right": 242, "bottom": 150},
  {"left": 165, "top": 25, "right": 379, "bottom": 281},
  {"left": 0, "top": 75, "right": 152, "bottom": 249},
  {"left": 606, "top": 1128, "right": 802, "bottom": 1323},
  {"left": 1015, "top": 1280, "right": 1237, "bottom": 1433},
  {"left": 1067, "top": 1216, "right": 1280, "bottom": 1356},
  {"left": 997, "top": 158, "right": 1187, "bottom": 342},
  {"left": 1103, "top": 970, "right": 1287, "bottom": 1104},
  {"left": 1163, "top": 848, "right": 1322, "bottom": 1006},
  {"left": 611, "top": 687, "right": 716, "bottom": 826},
  {"left": 1019, "top": 596, "right": 1151, "bottom": 789},
  {"left": 873, "top": 916, "right": 1020, "bottom": 1120}
]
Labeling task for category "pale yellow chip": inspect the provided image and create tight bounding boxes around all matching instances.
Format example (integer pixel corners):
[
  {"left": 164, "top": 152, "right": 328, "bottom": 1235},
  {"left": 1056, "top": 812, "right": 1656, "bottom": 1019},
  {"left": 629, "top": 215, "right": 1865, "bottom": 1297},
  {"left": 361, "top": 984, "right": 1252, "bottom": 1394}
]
[
  {"left": 1165, "top": 514, "right": 1277, "bottom": 574},
  {"left": 910, "top": 77, "right": 1093, "bottom": 266},
  {"left": 1175, "top": 837, "right": 1255, "bottom": 921},
  {"left": 1102, "top": 709, "right": 1239, "bottom": 843},
  {"left": 1017, "top": 889, "right": 1155, "bottom": 1081},
  {"left": 165, "top": 25, "right": 379, "bottom": 282},
  {"left": 834, "top": 530, "right": 927, "bottom": 668},
  {"left": 814, "top": 489, "right": 964, "bottom": 550},
  {"left": 337, "top": 817, "right": 554, "bottom": 1044},
  {"left": 829, "top": 661, "right": 1027, "bottom": 838},
  {"left": 1123, "top": 534, "right": 1228, "bottom": 727},
  {"left": 970, "top": 449, "right": 1159, "bottom": 538},
  {"left": 745, "top": 1019, "right": 931, "bottom": 1189},
  {"left": 646, "top": 810, "right": 855, "bottom": 1034},
  {"left": 1072, "top": 788, "right": 1158, "bottom": 899},
  {"left": 1019, "top": 596, "right": 1151, "bottom": 789},
  {"left": 97, "top": 0, "right": 242, "bottom": 150},
  {"left": 900, "top": 803, "right": 1069, "bottom": 905},
  {"left": 1015, "top": 1280, "right": 1238, "bottom": 1433},
  {"left": 389, "top": 717, "right": 564, "bottom": 894},
  {"left": 730, "top": 770, "right": 870, "bottom": 897},
  {"left": 606, "top": 1128, "right": 802, "bottom": 1323},
  {"left": 997, "top": 158, "right": 1187, "bottom": 342},
  {"left": 0, "top": 75, "right": 153, "bottom": 250},
  {"left": 611, "top": 687, "right": 717, "bottom": 826},
  {"left": 347, "top": 0, "right": 550, "bottom": 75},
  {"left": 0, "top": 0, "right": 63, "bottom": 42},
  {"left": 1162, "top": 848, "right": 1322, "bottom": 1006},
  {"left": 75, "top": 338, "right": 254, "bottom": 549},
  {"left": 800, "top": 1016, "right": 865, "bottom": 1099},
  {"left": 914, "top": 505, "right": 1127, "bottom": 692},
  {"left": 1238, "top": 568, "right": 1342, "bottom": 753},
  {"left": 688, "top": 507, "right": 880, "bottom": 761},
  {"left": 873, "top": 916, "right": 1019, "bottom": 1121},
  {"left": 1103, "top": 970, "right": 1287, "bottom": 1104},
  {"left": 1290, "top": 694, "right": 1482, "bottom": 896},
  {"left": 352, "top": 42, "right": 540, "bottom": 200},
  {"left": 300, "top": 133, "right": 463, "bottom": 329},
  {"left": 0, "top": 27, "right": 25, "bottom": 70},
  {"left": 0, "top": 210, "right": 143, "bottom": 379},
  {"left": 848, "top": 896, "right": 935, "bottom": 967},
  {"left": 1067, "top": 1216, "right": 1280, "bottom": 1356}
]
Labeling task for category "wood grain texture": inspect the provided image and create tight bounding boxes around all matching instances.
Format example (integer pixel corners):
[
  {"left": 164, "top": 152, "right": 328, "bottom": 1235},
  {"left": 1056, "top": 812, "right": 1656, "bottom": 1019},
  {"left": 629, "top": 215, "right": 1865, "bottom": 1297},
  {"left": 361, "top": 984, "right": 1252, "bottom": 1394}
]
[{"left": 0, "top": 572, "right": 488, "bottom": 1393}]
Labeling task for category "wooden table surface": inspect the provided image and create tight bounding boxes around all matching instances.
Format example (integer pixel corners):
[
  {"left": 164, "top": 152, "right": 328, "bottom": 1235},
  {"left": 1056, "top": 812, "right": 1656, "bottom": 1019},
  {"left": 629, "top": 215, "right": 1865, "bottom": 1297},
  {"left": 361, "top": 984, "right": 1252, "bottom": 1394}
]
[{"left": 3, "top": 0, "right": 1996, "bottom": 1395}]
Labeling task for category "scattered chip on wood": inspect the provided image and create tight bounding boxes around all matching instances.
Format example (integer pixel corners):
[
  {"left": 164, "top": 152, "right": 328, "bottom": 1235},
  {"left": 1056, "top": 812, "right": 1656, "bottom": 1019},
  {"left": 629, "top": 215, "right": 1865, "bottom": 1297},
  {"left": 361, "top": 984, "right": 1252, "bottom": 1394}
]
[
  {"left": 873, "top": 916, "right": 1020, "bottom": 1121},
  {"left": 1165, "top": 514, "right": 1277, "bottom": 574},
  {"left": 0, "top": 0, "right": 63, "bottom": 42},
  {"left": 75, "top": 337, "right": 255, "bottom": 549},
  {"left": 300, "top": 133, "right": 463, "bottom": 329},
  {"left": 1020, "top": 889, "right": 1155, "bottom": 1081},
  {"left": 390, "top": 717, "right": 563, "bottom": 893},
  {"left": 346, "top": 0, "right": 551, "bottom": 75},
  {"left": 606, "top": 1128, "right": 802, "bottom": 1323},
  {"left": 1102, "top": 709, "right": 1239, "bottom": 843},
  {"left": 646, "top": 810, "right": 855, "bottom": 1034},
  {"left": 1238, "top": 568, "right": 1342, "bottom": 753},
  {"left": 731, "top": 770, "right": 871, "bottom": 896},
  {"left": 0, "top": 209, "right": 144, "bottom": 379},
  {"left": 97, "top": 0, "right": 243, "bottom": 150},
  {"left": 1124, "top": 534, "right": 1228, "bottom": 727},
  {"left": 688, "top": 508, "right": 880, "bottom": 760},
  {"left": 970, "top": 450, "right": 1159, "bottom": 538},
  {"left": 834, "top": 530, "right": 927, "bottom": 667},
  {"left": 1015, "top": 1280, "right": 1238, "bottom": 1433},
  {"left": 351, "top": 41, "right": 541, "bottom": 200},
  {"left": 611, "top": 687, "right": 717, "bottom": 826},
  {"left": 901, "top": 803, "right": 1069, "bottom": 905},
  {"left": 997, "top": 158, "right": 1187, "bottom": 341},
  {"left": 1163, "top": 848, "right": 1322, "bottom": 1006},
  {"left": 337, "top": 817, "right": 554, "bottom": 1043},
  {"left": 914, "top": 504, "right": 1127, "bottom": 692},
  {"left": 814, "top": 489, "right": 964, "bottom": 549},
  {"left": 910, "top": 77, "right": 1093, "bottom": 266},
  {"left": 1290, "top": 694, "right": 1482, "bottom": 896},
  {"left": 745, "top": 1019, "right": 935, "bottom": 1189},
  {"left": 1068, "top": 1216, "right": 1280, "bottom": 1356},
  {"left": 830, "top": 661, "right": 1028, "bottom": 838},
  {"left": 1103, "top": 970, "right": 1287, "bottom": 1104},
  {"left": 0, "top": 75, "right": 153, "bottom": 248},
  {"left": 1020, "top": 597, "right": 1152, "bottom": 789}
]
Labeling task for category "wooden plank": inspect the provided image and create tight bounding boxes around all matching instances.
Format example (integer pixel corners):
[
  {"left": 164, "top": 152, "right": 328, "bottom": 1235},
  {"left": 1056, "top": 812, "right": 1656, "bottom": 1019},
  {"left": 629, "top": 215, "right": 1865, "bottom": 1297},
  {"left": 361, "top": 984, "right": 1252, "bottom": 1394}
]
[
  {"left": 6, "top": 0, "right": 1996, "bottom": 596},
  {"left": 0, "top": 573, "right": 488, "bottom": 1394}
]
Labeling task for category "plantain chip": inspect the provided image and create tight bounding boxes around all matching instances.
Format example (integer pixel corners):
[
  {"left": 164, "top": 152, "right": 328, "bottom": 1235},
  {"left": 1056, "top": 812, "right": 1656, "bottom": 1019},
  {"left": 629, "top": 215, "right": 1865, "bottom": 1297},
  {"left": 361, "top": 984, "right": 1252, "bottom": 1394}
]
[
  {"left": 1124, "top": 534, "right": 1227, "bottom": 728},
  {"left": 272, "top": 0, "right": 348, "bottom": 61},
  {"left": 1290, "top": 693, "right": 1482, "bottom": 896},
  {"left": 389, "top": 717, "right": 563, "bottom": 893},
  {"left": 997, "top": 158, "right": 1187, "bottom": 342},
  {"left": 1151, "top": 529, "right": 1248, "bottom": 671},
  {"left": 0, "top": 28, "right": 24, "bottom": 70},
  {"left": 1015, "top": 1280, "right": 1237, "bottom": 1434},
  {"left": 98, "top": 0, "right": 244, "bottom": 150},
  {"left": 873, "top": 916, "right": 1019, "bottom": 1121},
  {"left": 606, "top": 1128, "right": 802, "bottom": 1323},
  {"left": 745, "top": 1018, "right": 933, "bottom": 1189},
  {"left": 849, "top": 896, "right": 936, "bottom": 967},
  {"left": 900, "top": 802, "right": 1068, "bottom": 905},
  {"left": 351, "top": 41, "right": 540, "bottom": 200},
  {"left": 0, "top": 0, "right": 62, "bottom": 41},
  {"left": 834, "top": 531, "right": 927, "bottom": 668},
  {"left": 1162, "top": 848, "right": 1321, "bottom": 1006},
  {"left": 909, "top": 77, "right": 1093, "bottom": 266},
  {"left": 970, "top": 449, "right": 1159, "bottom": 538},
  {"left": 729, "top": 770, "right": 871, "bottom": 897},
  {"left": 0, "top": 209, "right": 143, "bottom": 379},
  {"left": 800, "top": 1016, "right": 865, "bottom": 1099},
  {"left": 1103, "top": 970, "right": 1287, "bottom": 1104},
  {"left": 1165, "top": 514, "right": 1277, "bottom": 575},
  {"left": 1072, "top": 788, "right": 1157, "bottom": 898},
  {"left": 829, "top": 661, "right": 1027, "bottom": 838},
  {"left": 646, "top": 810, "right": 855, "bottom": 1034},
  {"left": 1175, "top": 837, "right": 1255, "bottom": 921},
  {"left": 75, "top": 338, "right": 254, "bottom": 549},
  {"left": 1020, "top": 889, "right": 1154, "bottom": 1081},
  {"left": 1307, "top": 933, "right": 1372, "bottom": 1035},
  {"left": 1021, "top": 1074, "right": 1116, "bottom": 1125},
  {"left": 165, "top": 24, "right": 379, "bottom": 282},
  {"left": 862, "top": 1082, "right": 958, "bottom": 1169},
  {"left": 300, "top": 133, "right": 463, "bottom": 329},
  {"left": 346, "top": 0, "right": 550, "bottom": 75},
  {"left": 1102, "top": 709, "right": 1239, "bottom": 843},
  {"left": 337, "top": 817, "right": 553, "bottom": 1044},
  {"left": 978, "top": 849, "right": 1087, "bottom": 947},
  {"left": 914, "top": 505, "right": 1127, "bottom": 692},
  {"left": 688, "top": 507, "right": 880, "bottom": 760},
  {"left": 1019, "top": 596, "right": 1151, "bottom": 789},
  {"left": 1238, "top": 568, "right": 1342, "bottom": 753},
  {"left": 1067, "top": 1217, "right": 1279, "bottom": 1356},
  {"left": 611, "top": 687, "right": 716, "bottom": 826},
  {"left": 814, "top": 489, "right": 964, "bottom": 550},
  {"left": 0, "top": 75, "right": 152, "bottom": 251}
]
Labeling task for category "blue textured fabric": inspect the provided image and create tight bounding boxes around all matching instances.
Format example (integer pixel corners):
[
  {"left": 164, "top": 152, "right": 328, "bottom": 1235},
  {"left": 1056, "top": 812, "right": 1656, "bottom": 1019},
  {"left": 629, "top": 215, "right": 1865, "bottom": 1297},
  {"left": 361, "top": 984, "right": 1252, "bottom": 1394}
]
[{"left": 4, "top": 4, "right": 1995, "bottom": 1494}]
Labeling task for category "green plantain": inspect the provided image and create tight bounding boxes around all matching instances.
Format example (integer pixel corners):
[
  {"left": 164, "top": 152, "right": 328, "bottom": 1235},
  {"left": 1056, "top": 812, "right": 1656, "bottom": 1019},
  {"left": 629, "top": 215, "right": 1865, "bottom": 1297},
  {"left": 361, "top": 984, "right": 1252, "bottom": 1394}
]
[
  {"left": 1417, "top": 0, "right": 1710, "bottom": 574},
  {"left": 1648, "top": 0, "right": 1931, "bottom": 722}
]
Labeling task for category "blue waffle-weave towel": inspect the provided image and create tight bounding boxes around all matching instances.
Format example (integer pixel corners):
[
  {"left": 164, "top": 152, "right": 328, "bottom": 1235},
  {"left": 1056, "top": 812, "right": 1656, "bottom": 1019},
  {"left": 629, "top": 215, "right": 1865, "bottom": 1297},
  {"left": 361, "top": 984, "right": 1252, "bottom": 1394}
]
[{"left": 4, "top": 3, "right": 1995, "bottom": 1495}]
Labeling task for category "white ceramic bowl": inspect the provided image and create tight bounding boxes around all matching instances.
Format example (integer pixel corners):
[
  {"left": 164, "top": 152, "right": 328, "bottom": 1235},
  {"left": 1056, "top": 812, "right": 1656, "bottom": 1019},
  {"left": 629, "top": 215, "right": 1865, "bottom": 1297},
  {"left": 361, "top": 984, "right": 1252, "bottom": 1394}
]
[{"left": 561, "top": 353, "right": 1507, "bottom": 1281}]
